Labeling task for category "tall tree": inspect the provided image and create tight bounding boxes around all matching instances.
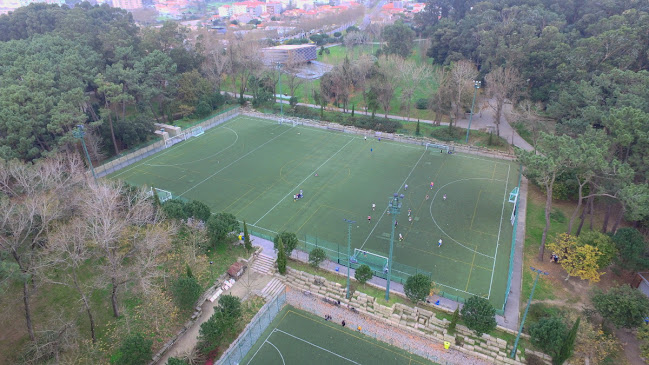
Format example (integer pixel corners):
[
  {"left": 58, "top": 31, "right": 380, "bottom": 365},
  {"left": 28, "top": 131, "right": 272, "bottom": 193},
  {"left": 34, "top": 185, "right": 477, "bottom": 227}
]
[
  {"left": 449, "top": 60, "right": 478, "bottom": 124},
  {"left": 518, "top": 133, "right": 573, "bottom": 260},
  {"left": 382, "top": 20, "right": 415, "bottom": 58},
  {"left": 397, "top": 60, "right": 432, "bottom": 121},
  {"left": 0, "top": 154, "right": 86, "bottom": 341},
  {"left": 485, "top": 66, "right": 526, "bottom": 136}
]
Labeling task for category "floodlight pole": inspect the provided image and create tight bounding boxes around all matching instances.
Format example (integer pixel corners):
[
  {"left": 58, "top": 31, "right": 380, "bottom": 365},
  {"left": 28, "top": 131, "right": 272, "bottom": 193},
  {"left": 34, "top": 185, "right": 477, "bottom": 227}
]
[
  {"left": 72, "top": 124, "right": 97, "bottom": 183},
  {"left": 343, "top": 218, "right": 355, "bottom": 299},
  {"left": 510, "top": 267, "right": 549, "bottom": 359},
  {"left": 385, "top": 193, "right": 403, "bottom": 301},
  {"left": 277, "top": 62, "right": 283, "bottom": 121},
  {"left": 464, "top": 80, "right": 481, "bottom": 144}
]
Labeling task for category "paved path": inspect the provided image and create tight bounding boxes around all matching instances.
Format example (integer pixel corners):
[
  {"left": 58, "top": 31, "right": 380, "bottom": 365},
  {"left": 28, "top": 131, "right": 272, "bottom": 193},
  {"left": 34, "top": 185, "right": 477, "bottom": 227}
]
[{"left": 286, "top": 286, "right": 489, "bottom": 365}]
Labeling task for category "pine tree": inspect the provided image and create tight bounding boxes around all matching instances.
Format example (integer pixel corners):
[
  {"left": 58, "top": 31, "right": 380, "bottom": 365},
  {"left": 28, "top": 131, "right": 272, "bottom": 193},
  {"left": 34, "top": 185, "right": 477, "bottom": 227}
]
[
  {"left": 243, "top": 221, "right": 252, "bottom": 254},
  {"left": 415, "top": 120, "right": 421, "bottom": 136},
  {"left": 555, "top": 317, "right": 580, "bottom": 365},
  {"left": 276, "top": 237, "right": 287, "bottom": 275},
  {"left": 448, "top": 306, "right": 460, "bottom": 333},
  {"left": 351, "top": 104, "right": 355, "bottom": 117}
]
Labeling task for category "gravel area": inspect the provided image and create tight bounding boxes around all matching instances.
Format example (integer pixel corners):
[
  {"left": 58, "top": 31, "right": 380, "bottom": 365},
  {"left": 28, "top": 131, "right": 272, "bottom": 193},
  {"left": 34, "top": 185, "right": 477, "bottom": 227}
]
[{"left": 285, "top": 287, "right": 489, "bottom": 365}]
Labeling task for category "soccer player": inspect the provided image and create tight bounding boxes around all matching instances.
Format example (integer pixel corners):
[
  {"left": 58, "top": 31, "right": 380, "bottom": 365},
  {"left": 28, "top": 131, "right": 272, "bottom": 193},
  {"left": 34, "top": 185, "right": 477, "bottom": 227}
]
[
  {"left": 408, "top": 216, "right": 412, "bottom": 223},
  {"left": 364, "top": 136, "right": 367, "bottom": 141},
  {"left": 368, "top": 215, "right": 371, "bottom": 222},
  {"left": 408, "top": 208, "right": 412, "bottom": 216},
  {"left": 294, "top": 194, "right": 297, "bottom": 202},
  {"left": 404, "top": 184, "right": 408, "bottom": 190},
  {"left": 430, "top": 181, "right": 434, "bottom": 189},
  {"left": 443, "top": 194, "right": 447, "bottom": 200},
  {"left": 425, "top": 194, "right": 430, "bottom": 200},
  {"left": 372, "top": 203, "right": 376, "bottom": 211},
  {"left": 399, "top": 233, "right": 403, "bottom": 241},
  {"left": 438, "top": 239, "right": 443, "bottom": 248}
]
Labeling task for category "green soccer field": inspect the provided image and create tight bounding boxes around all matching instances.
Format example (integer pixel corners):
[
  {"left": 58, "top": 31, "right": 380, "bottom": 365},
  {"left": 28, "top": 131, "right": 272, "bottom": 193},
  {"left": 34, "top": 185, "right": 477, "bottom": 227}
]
[
  {"left": 109, "top": 115, "right": 518, "bottom": 309},
  {"left": 242, "top": 306, "right": 435, "bottom": 365}
]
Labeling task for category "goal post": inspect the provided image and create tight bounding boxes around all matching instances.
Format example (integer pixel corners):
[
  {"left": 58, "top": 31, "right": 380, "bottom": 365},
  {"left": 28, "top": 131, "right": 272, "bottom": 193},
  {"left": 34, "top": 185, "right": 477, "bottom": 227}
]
[
  {"left": 164, "top": 133, "right": 186, "bottom": 148},
  {"left": 146, "top": 187, "right": 173, "bottom": 203},
  {"left": 351, "top": 248, "right": 389, "bottom": 273},
  {"left": 188, "top": 126, "right": 205, "bottom": 137},
  {"left": 425, "top": 142, "right": 453, "bottom": 154}
]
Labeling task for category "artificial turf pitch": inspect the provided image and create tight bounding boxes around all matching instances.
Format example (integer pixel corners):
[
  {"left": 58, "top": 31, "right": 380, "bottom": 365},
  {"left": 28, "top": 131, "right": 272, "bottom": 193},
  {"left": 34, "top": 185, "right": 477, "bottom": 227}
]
[
  {"left": 109, "top": 115, "right": 518, "bottom": 308},
  {"left": 242, "top": 306, "right": 435, "bottom": 365}
]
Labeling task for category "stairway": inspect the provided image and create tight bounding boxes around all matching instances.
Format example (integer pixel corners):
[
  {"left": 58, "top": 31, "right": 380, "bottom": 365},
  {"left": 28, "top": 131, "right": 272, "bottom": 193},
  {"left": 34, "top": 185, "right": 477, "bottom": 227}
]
[
  {"left": 261, "top": 277, "right": 285, "bottom": 301},
  {"left": 250, "top": 253, "right": 275, "bottom": 275}
]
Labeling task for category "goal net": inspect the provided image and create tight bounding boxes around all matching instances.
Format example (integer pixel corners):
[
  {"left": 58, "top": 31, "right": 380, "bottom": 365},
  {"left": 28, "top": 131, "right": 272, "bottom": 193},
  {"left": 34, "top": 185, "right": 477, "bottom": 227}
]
[
  {"left": 164, "top": 133, "right": 186, "bottom": 148},
  {"left": 350, "top": 248, "right": 388, "bottom": 274},
  {"left": 146, "top": 187, "right": 173, "bottom": 203},
  {"left": 509, "top": 187, "right": 519, "bottom": 226},
  {"left": 187, "top": 126, "right": 205, "bottom": 137},
  {"left": 425, "top": 142, "right": 453, "bottom": 154}
]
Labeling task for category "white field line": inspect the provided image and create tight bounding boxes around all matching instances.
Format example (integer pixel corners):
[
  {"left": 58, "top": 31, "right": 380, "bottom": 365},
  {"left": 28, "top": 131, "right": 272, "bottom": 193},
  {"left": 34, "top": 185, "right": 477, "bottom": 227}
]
[
  {"left": 274, "top": 329, "right": 361, "bottom": 364},
  {"left": 246, "top": 329, "right": 278, "bottom": 365},
  {"left": 358, "top": 149, "right": 428, "bottom": 251},
  {"left": 253, "top": 137, "right": 355, "bottom": 226},
  {"left": 179, "top": 126, "right": 294, "bottom": 197},
  {"left": 265, "top": 341, "right": 286, "bottom": 365},
  {"left": 487, "top": 163, "right": 511, "bottom": 299}
]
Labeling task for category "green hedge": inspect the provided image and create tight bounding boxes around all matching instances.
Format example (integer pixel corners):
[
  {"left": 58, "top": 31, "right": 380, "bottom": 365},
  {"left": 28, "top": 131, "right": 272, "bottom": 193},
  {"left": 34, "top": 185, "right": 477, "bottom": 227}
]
[{"left": 270, "top": 105, "right": 402, "bottom": 133}]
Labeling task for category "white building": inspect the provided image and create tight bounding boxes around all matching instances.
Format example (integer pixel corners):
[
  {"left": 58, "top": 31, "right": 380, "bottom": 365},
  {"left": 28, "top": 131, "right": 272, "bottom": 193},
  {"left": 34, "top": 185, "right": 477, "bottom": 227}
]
[{"left": 218, "top": 4, "right": 232, "bottom": 17}]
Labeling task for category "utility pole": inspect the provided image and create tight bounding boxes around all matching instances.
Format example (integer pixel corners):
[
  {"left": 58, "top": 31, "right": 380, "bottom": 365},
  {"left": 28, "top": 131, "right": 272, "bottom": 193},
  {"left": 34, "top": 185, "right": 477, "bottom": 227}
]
[
  {"left": 465, "top": 80, "right": 481, "bottom": 143},
  {"left": 343, "top": 218, "right": 356, "bottom": 299},
  {"left": 385, "top": 193, "right": 403, "bottom": 301},
  {"left": 277, "top": 62, "right": 283, "bottom": 122},
  {"left": 73, "top": 124, "right": 97, "bottom": 183},
  {"left": 511, "top": 267, "right": 549, "bottom": 359}
]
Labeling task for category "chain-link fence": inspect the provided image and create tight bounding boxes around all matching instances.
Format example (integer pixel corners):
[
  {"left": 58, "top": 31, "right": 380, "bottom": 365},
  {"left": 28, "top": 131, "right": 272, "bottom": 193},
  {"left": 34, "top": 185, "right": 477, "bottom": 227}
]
[
  {"left": 501, "top": 165, "right": 523, "bottom": 314},
  {"left": 217, "top": 290, "right": 286, "bottom": 365},
  {"left": 95, "top": 107, "right": 240, "bottom": 178}
]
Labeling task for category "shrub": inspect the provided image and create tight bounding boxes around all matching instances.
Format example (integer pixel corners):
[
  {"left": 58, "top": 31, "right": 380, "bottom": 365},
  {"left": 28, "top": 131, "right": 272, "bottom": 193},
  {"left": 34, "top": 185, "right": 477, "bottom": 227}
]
[
  {"left": 162, "top": 199, "right": 188, "bottom": 220},
  {"left": 172, "top": 275, "right": 202, "bottom": 311},
  {"left": 334, "top": 31, "right": 342, "bottom": 37},
  {"left": 592, "top": 285, "right": 649, "bottom": 328},
  {"left": 289, "top": 96, "right": 298, "bottom": 108},
  {"left": 110, "top": 333, "right": 152, "bottom": 365},
  {"left": 415, "top": 98, "right": 428, "bottom": 109},
  {"left": 355, "top": 264, "right": 373, "bottom": 286},
  {"left": 448, "top": 306, "right": 460, "bottom": 333},
  {"left": 430, "top": 126, "right": 461, "bottom": 141},
  {"left": 276, "top": 237, "right": 287, "bottom": 275},
  {"left": 612, "top": 228, "right": 649, "bottom": 273},
  {"left": 184, "top": 200, "right": 211, "bottom": 222},
  {"left": 638, "top": 324, "right": 649, "bottom": 359},
  {"left": 207, "top": 212, "right": 239, "bottom": 245},
  {"left": 549, "top": 208, "right": 566, "bottom": 223},
  {"left": 309, "top": 247, "right": 327, "bottom": 267},
  {"left": 578, "top": 231, "right": 617, "bottom": 269},
  {"left": 274, "top": 231, "right": 298, "bottom": 257},
  {"left": 461, "top": 296, "right": 496, "bottom": 336},
  {"left": 525, "top": 353, "right": 546, "bottom": 365},
  {"left": 529, "top": 316, "right": 566, "bottom": 360},
  {"left": 403, "top": 274, "right": 431, "bottom": 303}
]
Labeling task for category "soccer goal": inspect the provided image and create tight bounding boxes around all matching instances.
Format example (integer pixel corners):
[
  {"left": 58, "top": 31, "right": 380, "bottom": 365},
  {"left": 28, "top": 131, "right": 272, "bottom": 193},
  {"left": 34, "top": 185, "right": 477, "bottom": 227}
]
[
  {"left": 146, "top": 187, "right": 173, "bottom": 203},
  {"left": 164, "top": 133, "right": 186, "bottom": 148},
  {"left": 187, "top": 126, "right": 205, "bottom": 138},
  {"left": 425, "top": 142, "right": 453, "bottom": 154},
  {"left": 350, "top": 248, "right": 389, "bottom": 273},
  {"left": 509, "top": 187, "right": 519, "bottom": 225}
]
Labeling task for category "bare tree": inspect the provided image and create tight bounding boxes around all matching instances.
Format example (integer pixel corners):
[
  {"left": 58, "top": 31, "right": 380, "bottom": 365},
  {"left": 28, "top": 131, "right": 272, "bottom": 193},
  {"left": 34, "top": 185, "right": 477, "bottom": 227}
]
[
  {"left": 397, "top": 60, "right": 432, "bottom": 121},
  {"left": 374, "top": 55, "right": 400, "bottom": 118},
  {"left": 485, "top": 66, "right": 526, "bottom": 136},
  {"left": 344, "top": 31, "right": 367, "bottom": 57},
  {"left": 508, "top": 99, "right": 554, "bottom": 152},
  {"left": 201, "top": 31, "right": 230, "bottom": 92},
  {"left": 226, "top": 33, "right": 263, "bottom": 102},
  {"left": 429, "top": 66, "right": 453, "bottom": 126},
  {"left": 45, "top": 219, "right": 98, "bottom": 343},
  {"left": 84, "top": 127, "right": 106, "bottom": 163},
  {"left": 350, "top": 54, "right": 374, "bottom": 112},
  {"left": 83, "top": 181, "right": 159, "bottom": 318},
  {"left": 282, "top": 58, "right": 305, "bottom": 99},
  {"left": 449, "top": 60, "right": 478, "bottom": 123},
  {"left": 0, "top": 154, "right": 86, "bottom": 341}
]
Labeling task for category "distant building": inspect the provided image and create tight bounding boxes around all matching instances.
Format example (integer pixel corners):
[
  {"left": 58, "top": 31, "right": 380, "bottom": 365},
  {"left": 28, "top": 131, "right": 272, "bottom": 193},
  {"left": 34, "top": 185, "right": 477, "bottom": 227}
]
[
  {"left": 266, "top": 2, "right": 282, "bottom": 15},
  {"left": 262, "top": 44, "right": 317, "bottom": 64},
  {"left": 19, "top": 0, "right": 65, "bottom": 5},
  {"left": 112, "top": 0, "right": 143, "bottom": 10},
  {"left": 218, "top": 4, "right": 232, "bottom": 17}
]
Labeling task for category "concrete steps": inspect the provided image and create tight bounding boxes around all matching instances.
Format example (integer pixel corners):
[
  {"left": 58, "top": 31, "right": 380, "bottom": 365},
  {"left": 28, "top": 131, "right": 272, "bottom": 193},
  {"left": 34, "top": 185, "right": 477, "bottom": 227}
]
[
  {"left": 261, "top": 278, "right": 285, "bottom": 300},
  {"left": 250, "top": 253, "right": 275, "bottom": 275}
]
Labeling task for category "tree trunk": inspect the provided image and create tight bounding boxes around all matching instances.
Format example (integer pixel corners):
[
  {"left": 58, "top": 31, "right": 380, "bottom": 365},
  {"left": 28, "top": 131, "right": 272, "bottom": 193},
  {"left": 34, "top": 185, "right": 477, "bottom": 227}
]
[
  {"left": 23, "top": 281, "right": 35, "bottom": 341},
  {"left": 73, "top": 273, "right": 96, "bottom": 343},
  {"left": 107, "top": 111, "right": 119, "bottom": 155},
  {"left": 576, "top": 201, "right": 588, "bottom": 237},
  {"left": 611, "top": 205, "right": 625, "bottom": 234},
  {"left": 111, "top": 278, "right": 120, "bottom": 318},
  {"left": 495, "top": 100, "right": 502, "bottom": 137},
  {"left": 568, "top": 182, "right": 585, "bottom": 234},
  {"left": 602, "top": 201, "right": 612, "bottom": 233},
  {"left": 589, "top": 196, "right": 595, "bottom": 230},
  {"left": 539, "top": 175, "right": 556, "bottom": 261}
]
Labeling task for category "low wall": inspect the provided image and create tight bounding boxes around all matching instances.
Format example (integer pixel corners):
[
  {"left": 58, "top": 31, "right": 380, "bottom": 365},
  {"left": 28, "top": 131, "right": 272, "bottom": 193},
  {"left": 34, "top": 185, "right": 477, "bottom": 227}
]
[{"left": 282, "top": 268, "right": 550, "bottom": 365}]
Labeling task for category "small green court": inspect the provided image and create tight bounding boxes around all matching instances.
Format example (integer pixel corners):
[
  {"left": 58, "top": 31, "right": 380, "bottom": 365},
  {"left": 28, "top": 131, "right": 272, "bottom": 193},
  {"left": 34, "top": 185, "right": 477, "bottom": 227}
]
[
  {"left": 242, "top": 306, "right": 435, "bottom": 365},
  {"left": 108, "top": 115, "right": 518, "bottom": 308}
]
